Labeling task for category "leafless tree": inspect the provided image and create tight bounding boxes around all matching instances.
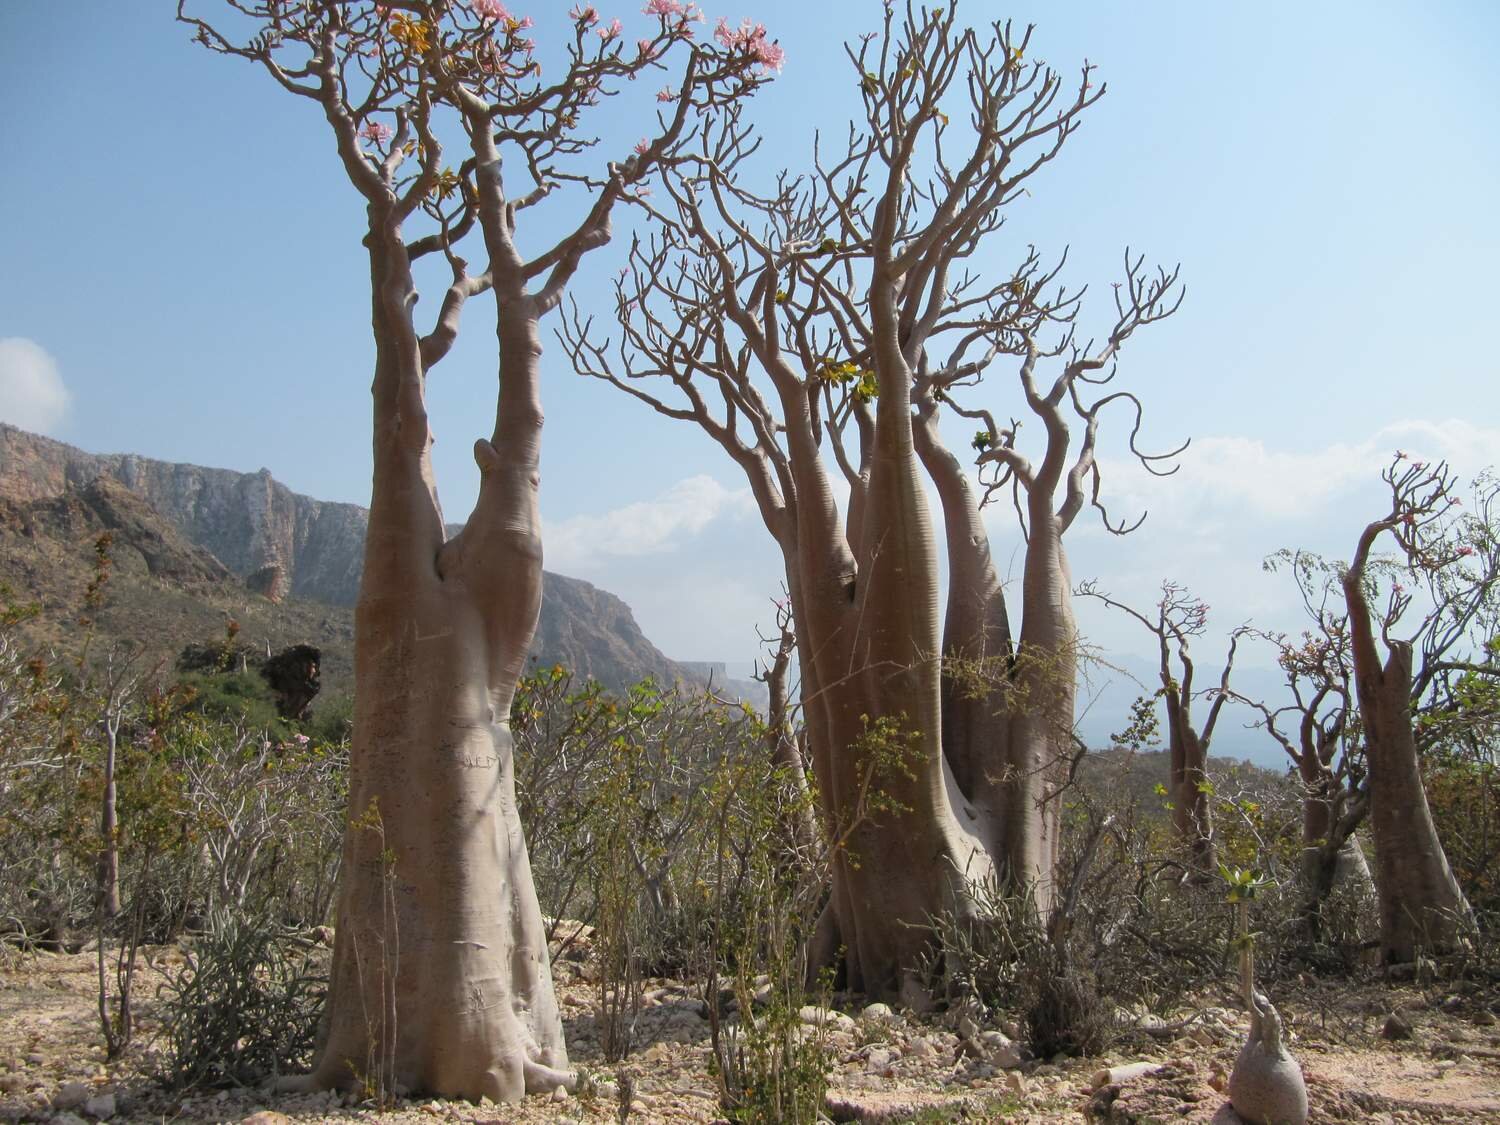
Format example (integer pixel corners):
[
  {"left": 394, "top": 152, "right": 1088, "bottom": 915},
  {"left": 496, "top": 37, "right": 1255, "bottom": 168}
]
[
  {"left": 1342, "top": 455, "right": 1497, "bottom": 961},
  {"left": 1236, "top": 551, "right": 1373, "bottom": 936},
  {"left": 181, "top": 0, "right": 768, "bottom": 1098},
  {"left": 563, "top": 2, "right": 1182, "bottom": 1000},
  {"left": 1078, "top": 581, "right": 1234, "bottom": 876}
]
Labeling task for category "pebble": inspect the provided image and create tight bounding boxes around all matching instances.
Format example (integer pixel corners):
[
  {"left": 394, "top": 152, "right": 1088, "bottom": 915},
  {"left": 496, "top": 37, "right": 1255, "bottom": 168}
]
[
  {"left": 861, "top": 1002, "right": 896, "bottom": 1022},
  {"left": 552, "top": 1085, "right": 570, "bottom": 1102},
  {"left": 81, "top": 1093, "right": 114, "bottom": 1120}
]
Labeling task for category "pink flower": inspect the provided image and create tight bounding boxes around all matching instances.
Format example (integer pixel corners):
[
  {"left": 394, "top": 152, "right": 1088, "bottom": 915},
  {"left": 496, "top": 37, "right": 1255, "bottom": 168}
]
[
  {"left": 1393, "top": 583, "right": 1405, "bottom": 594},
  {"left": 598, "top": 17, "right": 623, "bottom": 40},
  {"left": 634, "top": 139, "right": 651, "bottom": 155},
  {"left": 638, "top": 38, "right": 652, "bottom": 54},
  {"left": 656, "top": 86, "right": 676, "bottom": 102},
  {"left": 361, "top": 120, "right": 393, "bottom": 145},
  {"left": 714, "top": 17, "right": 784, "bottom": 72},
  {"left": 643, "top": 0, "right": 687, "bottom": 14},
  {"left": 471, "top": 0, "right": 510, "bottom": 20},
  {"left": 293, "top": 732, "right": 311, "bottom": 745},
  {"left": 1458, "top": 546, "right": 1476, "bottom": 557},
  {"left": 569, "top": 4, "right": 598, "bottom": 25}
]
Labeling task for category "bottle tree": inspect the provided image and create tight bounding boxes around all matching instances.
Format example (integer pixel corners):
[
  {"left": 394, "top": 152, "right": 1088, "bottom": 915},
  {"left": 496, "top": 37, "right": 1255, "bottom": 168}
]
[{"left": 181, "top": 0, "right": 769, "bottom": 1099}]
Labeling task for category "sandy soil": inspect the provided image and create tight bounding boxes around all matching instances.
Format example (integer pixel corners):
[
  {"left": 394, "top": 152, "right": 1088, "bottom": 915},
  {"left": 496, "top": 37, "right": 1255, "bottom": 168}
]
[{"left": 2, "top": 943, "right": 1497, "bottom": 1123}]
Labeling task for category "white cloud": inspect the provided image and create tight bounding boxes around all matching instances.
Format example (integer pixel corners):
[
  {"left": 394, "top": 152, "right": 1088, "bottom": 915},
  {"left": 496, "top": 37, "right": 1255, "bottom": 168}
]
[
  {"left": 0, "top": 338, "right": 69, "bottom": 435},
  {"left": 1094, "top": 418, "right": 1500, "bottom": 528},
  {"left": 545, "top": 474, "right": 756, "bottom": 571}
]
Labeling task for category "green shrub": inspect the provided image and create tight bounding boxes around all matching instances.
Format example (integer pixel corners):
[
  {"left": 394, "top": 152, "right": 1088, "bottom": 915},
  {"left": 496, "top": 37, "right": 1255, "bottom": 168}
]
[{"left": 154, "top": 908, "right": 325, "bottom": 1090}]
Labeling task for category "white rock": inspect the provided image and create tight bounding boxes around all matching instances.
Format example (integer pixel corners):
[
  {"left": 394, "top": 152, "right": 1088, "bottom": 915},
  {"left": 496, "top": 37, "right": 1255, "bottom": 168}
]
[
  {"left": 798, "top": 1005, "right": 856, "bottom": 1034},
  {"left": 866, "top": 1048, "right": 894, "bottom": 1073},
  {"left": 83, "top": 1093, "right": 116, "bottom": 1120},
  {"left": 861, "top": 1002, "right": 897, "bottom": 1023},
  {"left": 904, "top": 1036, "right": 935, "bottom": 1059},
  {"left": 981, "top": 1031, "right": 1024, "bottom": 1069}
]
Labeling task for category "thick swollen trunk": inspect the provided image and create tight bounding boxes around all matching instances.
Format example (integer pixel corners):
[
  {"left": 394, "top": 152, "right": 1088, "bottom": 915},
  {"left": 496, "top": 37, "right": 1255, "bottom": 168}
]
[
  {"left": 913, "top": 398, "right": 1013, "bottom": 859},
  {"left": 1351, "top": 636, "right": 1472, "bottom": 962},
  {"left": 1003, "top": 521, "right": 1076, "bottom": 915},
  {"left": 304, "top": 247, "right": 567, "bottom": 1101},
  {"left": 1344, "top": 554, "right": 1470, "bottom": 961},
  {"left": 833, "top": 285, "right": 990, "bottom": 1001},
  {"left": 1295, "top": 758, "right": 1370, "bottom": 932},
  {"left": 1165, "top": 698, "right": 1215, "bottom": 874}
]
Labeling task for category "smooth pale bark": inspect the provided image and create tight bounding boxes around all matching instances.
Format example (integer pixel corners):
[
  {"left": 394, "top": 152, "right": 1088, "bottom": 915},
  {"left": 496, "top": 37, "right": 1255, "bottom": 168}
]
[
  {"left": 1163, "top": 686, "right": 1215, "bottom": 875},
  {"left": 98, "top": 712, "right": 122, "bottom": 921},
  {"left": 302, "top": 225, "right": 567, "bottom": 1101},
  {"left": 837, "top": 279, "right": 991, "bottom": 1000},
  {"left": 1003, "top": 517, "right": 1075, "bottom": 914},
  {"left": 912, "top": 396, "right": 1013, "bottom": 860},
  {"left": 1294, "top": 746, "right": 1371, "bottom": 934},
  {"left": 1343, "top": 565, "right": 1472, "bottom": 963}
]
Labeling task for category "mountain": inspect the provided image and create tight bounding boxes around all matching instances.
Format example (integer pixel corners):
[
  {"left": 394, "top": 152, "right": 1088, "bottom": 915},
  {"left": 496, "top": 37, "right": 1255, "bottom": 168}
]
[{"left": 0, "top": 424, "right": 701, "bottom": 695}]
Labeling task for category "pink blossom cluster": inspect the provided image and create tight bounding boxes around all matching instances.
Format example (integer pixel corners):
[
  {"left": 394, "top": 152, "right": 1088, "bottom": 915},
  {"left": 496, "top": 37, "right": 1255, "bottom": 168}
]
[
  {"left": 361, "top": 120, "right": 393, "bottom": 145},
  {"left": 713, "top": 17, "right": 784, "bottom": 72},
  {"left": 598, "top": 17, "right": 623, "bottom": 40},
  {"left": 471, "top": 0, "right": 510, "bottom": 20},
  {"left": 644, "top": 0, "right": 702, "bottom": 18},
  {"left": 569, "top": 4, "right": 598, "bottom": 26}
]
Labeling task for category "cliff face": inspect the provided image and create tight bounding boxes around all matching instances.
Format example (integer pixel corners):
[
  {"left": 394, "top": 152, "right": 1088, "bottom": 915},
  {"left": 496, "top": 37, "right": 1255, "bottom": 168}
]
[
  {"left": 1, "top": 424, "right": 364, "bottom": 606},
  {"left": 0, "top": 423, "right": 701, "bottom": 694}
]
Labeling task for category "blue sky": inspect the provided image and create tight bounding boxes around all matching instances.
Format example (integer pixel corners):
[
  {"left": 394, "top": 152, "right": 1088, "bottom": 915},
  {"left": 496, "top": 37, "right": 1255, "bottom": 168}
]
[{"left": 2, "top": 1, "right": 1498, "bottom": 763}]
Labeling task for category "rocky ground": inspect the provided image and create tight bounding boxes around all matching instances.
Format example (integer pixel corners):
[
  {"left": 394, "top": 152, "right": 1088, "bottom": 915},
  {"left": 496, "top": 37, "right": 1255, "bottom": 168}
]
[{"left": 2, "top": 938, "right": 1497, "bottom": 1124}]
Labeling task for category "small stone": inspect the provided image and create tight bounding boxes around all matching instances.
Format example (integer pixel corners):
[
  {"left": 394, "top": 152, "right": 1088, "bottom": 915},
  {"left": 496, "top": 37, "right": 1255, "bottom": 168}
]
[
  {"left": 861, "top": 1003, "right": 896, "bottom": 1023},
  {"left": 1381, "top": 1012, "right": 1413, "bottom": 1040},
  {"left": 240, "top": 1113, "right": 293, "bottom": 1125},
  {"left": 552, "top": 1086, "right": 570, "bottom": 1103},
  {"left": 1004, "top": 1071, "right": 1024, "bottom": 1094},
  {"left": 24, "top": 1055, "right": 45, "bottom": 1067},
  {"left": 81, "top": 1093, "right": 115, "bottom": 1121},
  {"left": 50, "top": 1114, "right": 88, "bottom": 1125},
  {"left": 798, "top": 1005, "right": 855, "bottom": 1034},
  {"left": 53, "top": 1084, "right": 90, "bottom": 1111},
  {"left": 980, "top": 1031, "right": 1024, "bottom": 1069},
  {"left": 629, "top": 1100, "right": 649, "bottom": 1115},
  {"left": 865, "top": 1048, "right": 894, "bottom": 1073},
  {"left": 904, "top": 1036, "right": 934, "bottom": 1059}
]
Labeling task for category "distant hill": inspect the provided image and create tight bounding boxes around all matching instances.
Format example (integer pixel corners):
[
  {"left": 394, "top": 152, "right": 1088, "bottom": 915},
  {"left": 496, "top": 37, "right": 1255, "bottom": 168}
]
[{"left": 0, "top": 424, "right": 706, "bottom": 697}]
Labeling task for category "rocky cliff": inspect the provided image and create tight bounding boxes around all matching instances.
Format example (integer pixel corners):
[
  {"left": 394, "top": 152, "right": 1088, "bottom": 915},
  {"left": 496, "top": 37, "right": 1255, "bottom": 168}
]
[
  {"left": 1, "top": 424, "right": 363, "bottom": 606},
  {"left": 0, "top": 424, "right": 699, "bottom": 693}
]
